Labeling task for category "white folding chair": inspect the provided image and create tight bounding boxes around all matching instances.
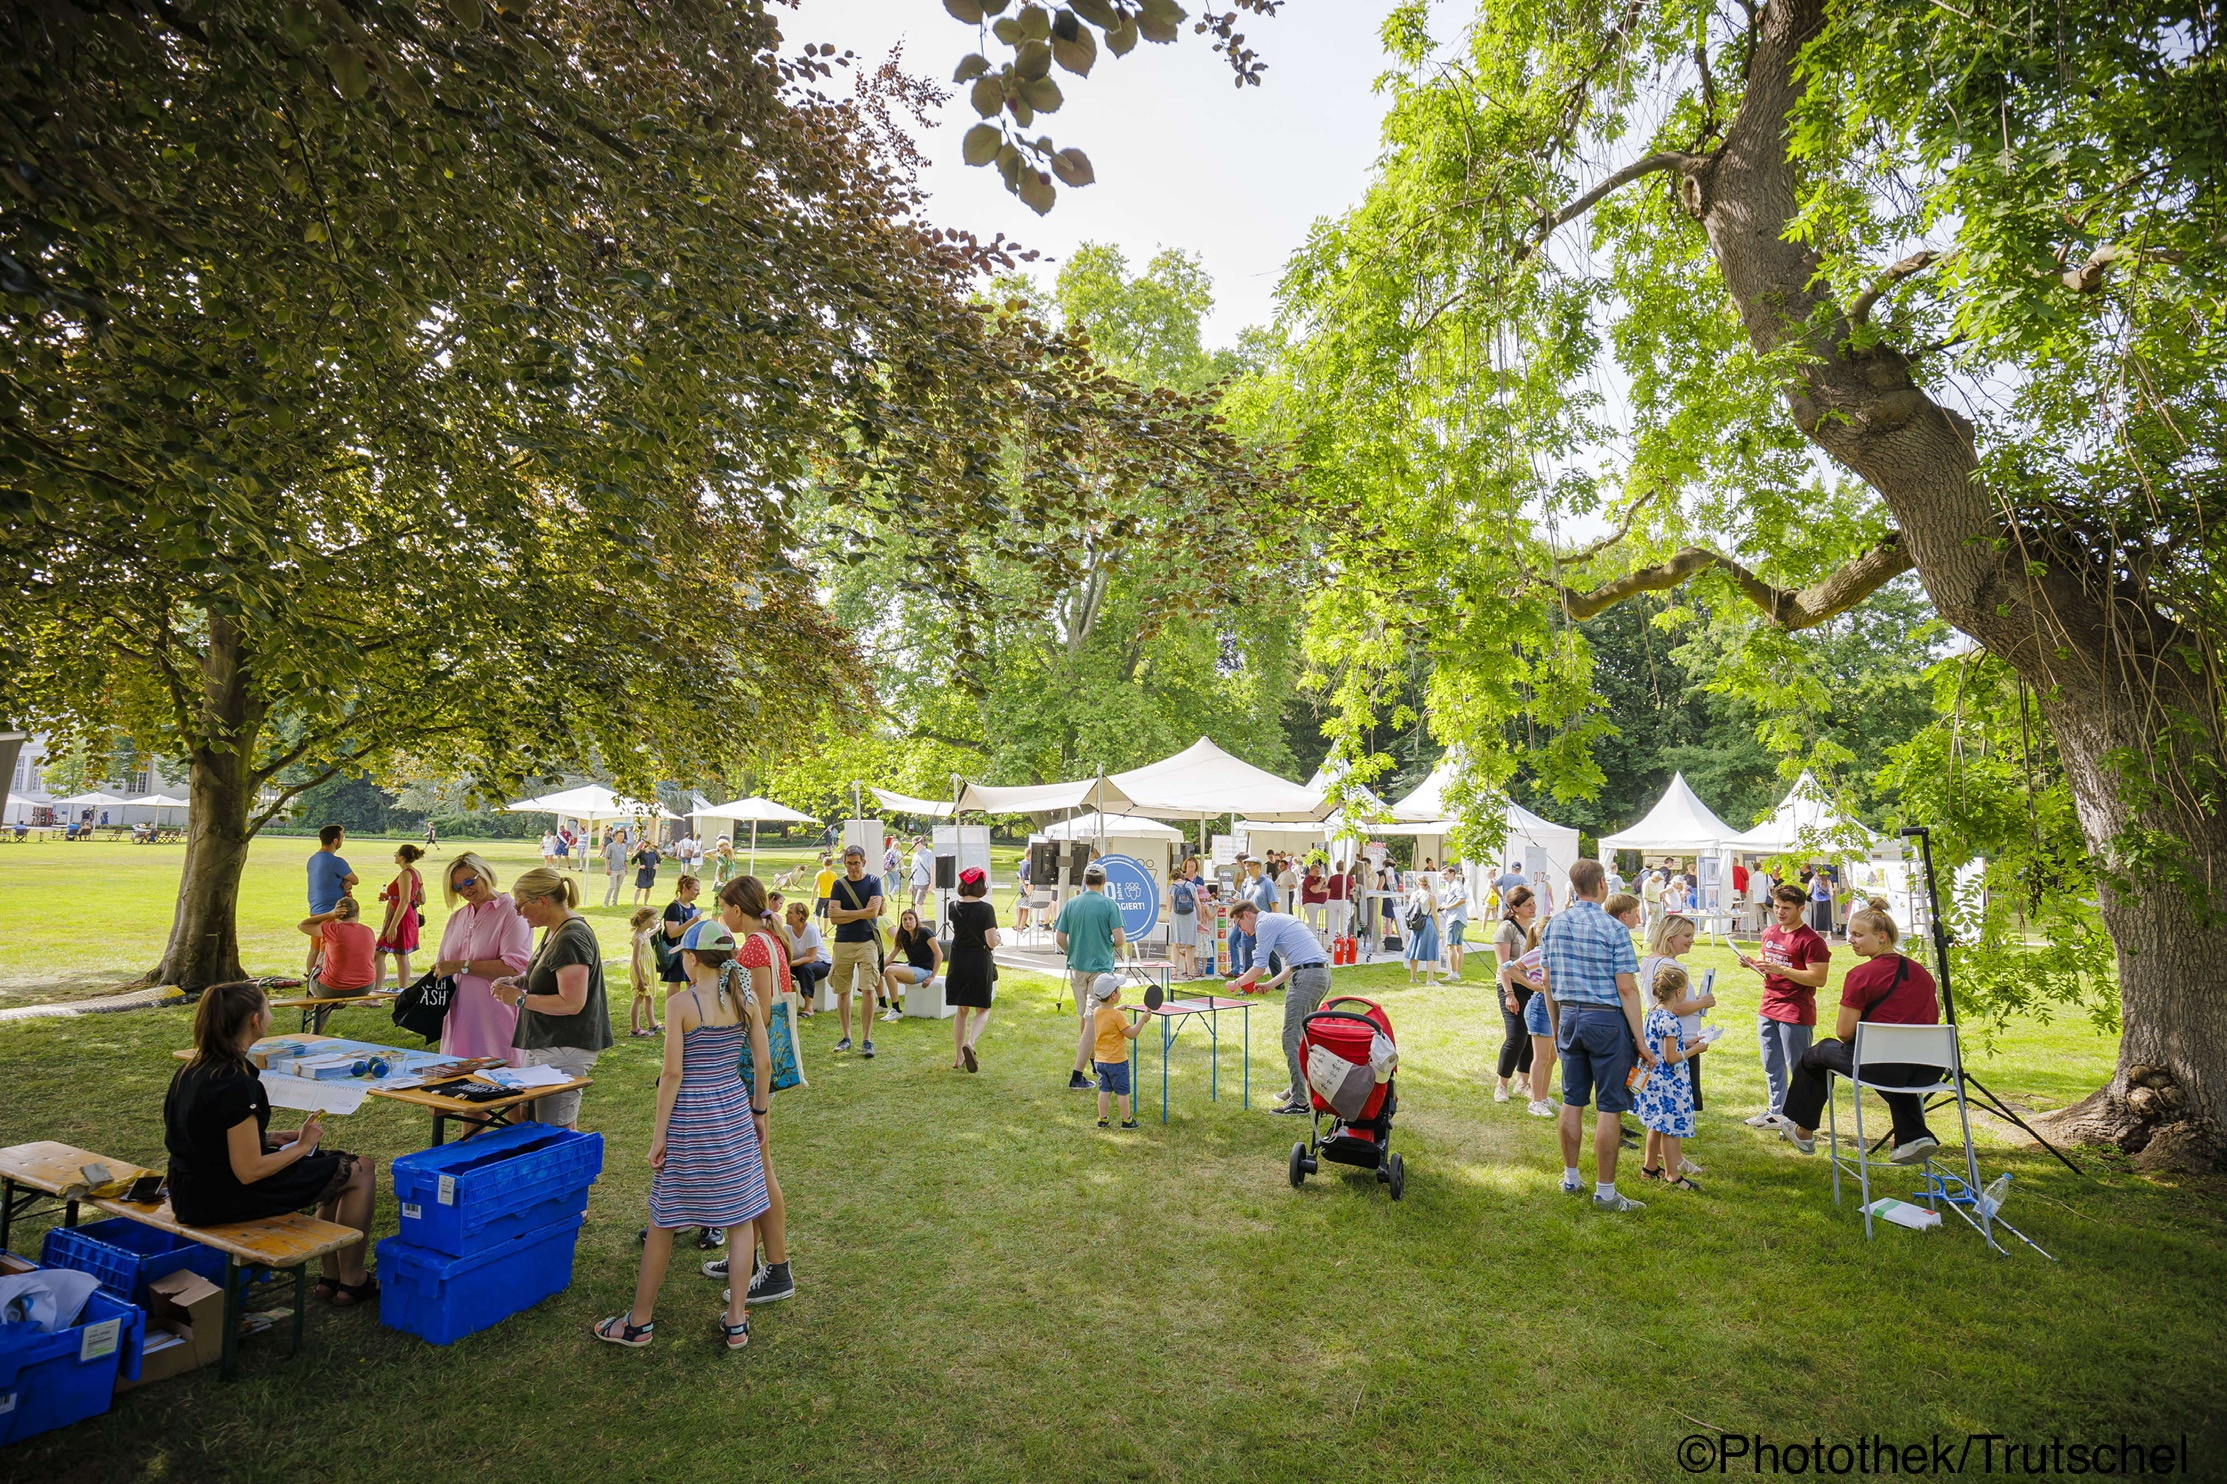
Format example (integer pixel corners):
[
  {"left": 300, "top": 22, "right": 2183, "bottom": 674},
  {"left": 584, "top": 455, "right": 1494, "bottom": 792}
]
[{"left": 1827, "top": 1022, "right": 1999, "bottom": 1253}]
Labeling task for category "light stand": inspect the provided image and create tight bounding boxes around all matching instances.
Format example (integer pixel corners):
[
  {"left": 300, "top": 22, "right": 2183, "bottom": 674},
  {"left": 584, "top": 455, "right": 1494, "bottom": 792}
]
[{"left": 1899, "top": 826, "right": 2084, "bottom": 1177}]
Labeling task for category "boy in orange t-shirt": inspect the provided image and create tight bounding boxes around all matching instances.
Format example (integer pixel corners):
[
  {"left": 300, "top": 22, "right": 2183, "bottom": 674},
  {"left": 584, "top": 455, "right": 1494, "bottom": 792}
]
[{"left": 1089, "top": 976, "right": 1150, "bottom": 1129}]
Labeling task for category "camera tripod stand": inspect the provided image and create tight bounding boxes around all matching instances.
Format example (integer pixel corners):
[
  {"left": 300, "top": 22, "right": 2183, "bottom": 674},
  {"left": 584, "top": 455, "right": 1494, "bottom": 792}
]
[{"left": 1899, "top": 826, "right": 2085, "bottom": 1179}]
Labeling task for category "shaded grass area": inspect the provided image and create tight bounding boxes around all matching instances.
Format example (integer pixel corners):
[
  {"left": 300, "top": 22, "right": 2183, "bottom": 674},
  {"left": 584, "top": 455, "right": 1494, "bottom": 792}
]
[{"left": 2, "top": 919, "right": 2224, "bottom": 1481}]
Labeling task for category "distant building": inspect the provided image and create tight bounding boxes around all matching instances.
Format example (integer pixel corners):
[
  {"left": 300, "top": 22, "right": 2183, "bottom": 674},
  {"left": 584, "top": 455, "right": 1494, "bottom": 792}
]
[{"left": 5, "top": 733, "right": 191, "bottom": 827}]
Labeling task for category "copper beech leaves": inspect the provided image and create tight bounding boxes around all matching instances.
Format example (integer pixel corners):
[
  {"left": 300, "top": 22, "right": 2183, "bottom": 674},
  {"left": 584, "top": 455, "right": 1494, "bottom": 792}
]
[{"left": 948, "top": 0, "right": 1218, "bottom": 207}]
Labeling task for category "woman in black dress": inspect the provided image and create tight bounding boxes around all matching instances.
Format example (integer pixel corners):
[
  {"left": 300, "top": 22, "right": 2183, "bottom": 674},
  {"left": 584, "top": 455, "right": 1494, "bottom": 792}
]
[
  {"left": 163, "top": 983, "right": 380, "bottom": 1304},
  {"left": 945, "top": 866, "right": 1001, "bottom": 1072}
]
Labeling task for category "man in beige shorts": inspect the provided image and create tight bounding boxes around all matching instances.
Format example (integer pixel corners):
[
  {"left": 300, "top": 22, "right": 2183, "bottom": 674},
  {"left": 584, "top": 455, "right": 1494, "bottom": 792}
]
[{"left": 826, "top": 845, "right": 887, "bottom": 1059}]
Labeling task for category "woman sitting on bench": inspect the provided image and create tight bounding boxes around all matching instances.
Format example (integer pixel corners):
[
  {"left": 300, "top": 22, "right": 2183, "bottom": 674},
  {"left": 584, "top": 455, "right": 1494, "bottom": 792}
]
[{"left": 163, "top": 983, "right": 380, "bottom": 1305}]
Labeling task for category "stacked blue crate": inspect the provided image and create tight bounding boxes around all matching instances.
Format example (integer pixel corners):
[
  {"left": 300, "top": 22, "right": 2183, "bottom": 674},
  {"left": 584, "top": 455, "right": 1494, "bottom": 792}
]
[
  {"left": 376, "top": 1122, "right": 602, "bottom": 1345},
  {"left": 0, "top": 1263, "right": 145, "bottom": 1447}
]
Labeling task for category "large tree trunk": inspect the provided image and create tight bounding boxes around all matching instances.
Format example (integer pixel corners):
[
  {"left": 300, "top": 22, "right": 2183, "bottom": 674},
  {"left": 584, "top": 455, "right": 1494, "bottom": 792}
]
[
  {"left": 1690, "top": 0, "right": 2227, "bottom": 1168},
  {"left": 147, "top": 614, "right": 267, "bottom": 993},
  {"left": 149, "top": 744, "right": 256, "bottom": 990}
]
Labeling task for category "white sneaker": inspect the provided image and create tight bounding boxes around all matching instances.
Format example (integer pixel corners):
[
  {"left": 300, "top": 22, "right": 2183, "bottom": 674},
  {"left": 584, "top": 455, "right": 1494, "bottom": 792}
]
[
  {"left": 1780, "top": 1124, "right": 1817, "bottom": 1155},
  {"left": 1744, "top": 1111, "right": 1781, "bottom": 1128},
  {"left": 1593, "top": 1189, "right": 1646, "bottom": 1212},
  {"left": 1525, "top": 1100, "right": 1556, "bottom": 1118},
  {"left": 1890, "top": 1135, "right": 1939, "bottom": 1165},
  {"left": 879, "top": 1009, "right": 902, "bottom": 1022},
  {"left": 1493, "top": 1084, "right": 1511, "bottom": 1103}
]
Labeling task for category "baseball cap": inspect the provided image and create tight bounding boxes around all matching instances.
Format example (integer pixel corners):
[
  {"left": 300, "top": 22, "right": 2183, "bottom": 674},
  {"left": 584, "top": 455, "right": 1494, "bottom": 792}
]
[
  {"left": 1094, "top": 972, "right": 1122, "bottom": 1000},
  {"left": 681, "top": 921, "right": 736, "bottom": 953}
]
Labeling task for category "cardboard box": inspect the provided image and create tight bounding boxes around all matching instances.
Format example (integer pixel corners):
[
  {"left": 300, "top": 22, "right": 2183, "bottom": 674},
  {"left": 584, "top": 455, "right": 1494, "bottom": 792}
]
[{"left": 115, "top": 1269, "right": 224, "bottom": 1389}]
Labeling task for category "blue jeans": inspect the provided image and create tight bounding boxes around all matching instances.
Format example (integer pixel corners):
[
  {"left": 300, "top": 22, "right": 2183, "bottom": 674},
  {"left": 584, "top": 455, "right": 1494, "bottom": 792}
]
[
  {"left": 1229, "top": 928, "right": 1254, "bottom": 975},
  {"left": 1757, "top": 1017, "right": 1814, "bottom": 1115},
  {"left": 1095, "top": 1059, "right": 1133, "bottom": 1096}
]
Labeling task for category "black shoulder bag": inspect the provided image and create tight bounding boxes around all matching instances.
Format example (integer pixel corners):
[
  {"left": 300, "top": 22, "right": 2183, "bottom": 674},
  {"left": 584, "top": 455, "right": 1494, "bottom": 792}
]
[{"left": 392, "top": 970, "right": 456, "bottom": 1043}]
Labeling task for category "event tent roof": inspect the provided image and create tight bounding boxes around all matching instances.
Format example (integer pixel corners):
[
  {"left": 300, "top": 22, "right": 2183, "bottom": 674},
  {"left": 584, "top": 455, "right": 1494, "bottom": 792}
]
[
  {"left": 53, "top": 791, "right": 129, "bottom": 807},
  {"left": 1107, "top": 738, "right": 1330, "bottom": 823},
  {"left": 1596, "top": 772, "right": 1739, "bottom": 854},
  {"left": 1390, "top": 759, "right": 1459, "bottom": 823},
  {"left": 868, "top": 787, "right": 954, "bottom": 818},
  {"left": 954, "top": 777, "right": 1133, "bottom": 816},
  {"left": 1039, "top": 811, "right": 1186, "bottom": 841},
  {"left": 1725, "top": 771, "right": 1883, "bottom": 857},
  {"left": 695, "top": 795, "right": 816, "bottom": 824},
  {"left": 128, "top": 794, "right": 189, "bottom": 808},
  {"left": 506, "top": 784, "right": 676, "bottom": 821}
]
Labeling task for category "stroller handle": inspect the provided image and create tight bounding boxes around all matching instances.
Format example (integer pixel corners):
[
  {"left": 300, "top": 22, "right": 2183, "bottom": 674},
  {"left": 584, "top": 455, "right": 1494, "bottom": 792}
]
[{"left": 1319, "top": 995, "right": 1387, "bottom": 1018}]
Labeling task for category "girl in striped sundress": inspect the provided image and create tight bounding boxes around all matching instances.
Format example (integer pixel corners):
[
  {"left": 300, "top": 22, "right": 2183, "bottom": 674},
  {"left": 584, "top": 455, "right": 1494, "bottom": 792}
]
[{"left": 594, "top": 919, "right": 771, "bottom": 1353}]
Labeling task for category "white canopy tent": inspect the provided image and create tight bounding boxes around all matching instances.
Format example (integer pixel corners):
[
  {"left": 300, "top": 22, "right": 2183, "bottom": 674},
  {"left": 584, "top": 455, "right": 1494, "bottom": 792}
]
[
  {"left": 870, "top": 787, "right": 955, "bottom": 819},
  {"left": 4, "top": 791, "right": 36, "bottom": 825},
  {"left": 1109, "top": 737, "right": 1331, "bottom": 824},
  {"left": 955, "top": 777, "right": 1135, "bottom": 816},
  {"left": 125, "top": 793, "right": 189, "bottom": 827},
  {"left": 1598, "top": 772, "right": 1742, "bottom": 923},
  {"left": 54, "top": 790, "right": 129, "bottom": 811},
  {"left": 507, "top": 785, "right": 675, "bottom": 850},
  {"left": 1037, "top": 811, "right": 1184, "bottom": 881},
  {"left": 1379, "top": 760, "right": 1585, "bottom": 905},
  {"left": 696, "top": 795, "right": 818, "bottom": 873},
  {"left": 1726, "top": 770, "right": 1883, "bottom": 857}
]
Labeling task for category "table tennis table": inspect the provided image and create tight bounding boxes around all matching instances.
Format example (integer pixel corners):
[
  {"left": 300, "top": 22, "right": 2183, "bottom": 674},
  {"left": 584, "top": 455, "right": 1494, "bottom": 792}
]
[{"left": 1123, "top": 966, "right": 1253, "bottom": 1125}]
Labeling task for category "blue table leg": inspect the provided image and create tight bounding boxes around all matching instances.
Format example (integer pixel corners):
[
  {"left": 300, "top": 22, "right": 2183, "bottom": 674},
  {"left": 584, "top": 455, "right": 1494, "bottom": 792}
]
[
  {"left": 1242, "top": 1003, "right": 1250, "bottom": 1109},
  {"left": 1161, "top": 1014, "right": 1171, "bottom": 1124},
  {"left": 1209, "top": 1007, "right": 1219, "bottom": 1103}
]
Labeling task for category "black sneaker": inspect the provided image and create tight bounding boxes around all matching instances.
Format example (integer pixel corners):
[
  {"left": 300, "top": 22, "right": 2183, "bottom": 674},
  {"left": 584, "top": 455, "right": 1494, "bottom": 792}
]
[
  {"left": 862, "top": 1040, "right": 875, "bottom": 1059},
  {"left": 1270, "top": 1102, "right": 1310, "bottom": 1116},
  {"left": 1067, "top": 1070, "right": 1093, "bottom": 1091},
  {"left": 695, "top": 1227, "right": 724, "bottom": 1251},
  {"left": 834, "top": 1036, "right": 852, "bottom": 1052},
  {"left": 701, "top": 1257, "right": 729, "bottom": 1280},
  {"left": 1119, "top": 1120, "right": 1139, "bottom": 1129},
  {"left": 745, "top": 1261, "right": 795, "bottom": 1307},
  {"left": 1097, "top": 1118, "right": 1109, "bottom": 1128}
]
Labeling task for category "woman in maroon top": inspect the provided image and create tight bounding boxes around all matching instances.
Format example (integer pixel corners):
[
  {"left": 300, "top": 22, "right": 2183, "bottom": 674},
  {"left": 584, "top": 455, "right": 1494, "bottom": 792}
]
[
  {"left": 1777, "top": 898, "right": 1943, "bottom": 1162},
  {"left": 1300, "top": 863, "right": 1329, "bottom": 930},
  {"left": 1735, "top": 882, "right": 1830, "bottom": 1127}
]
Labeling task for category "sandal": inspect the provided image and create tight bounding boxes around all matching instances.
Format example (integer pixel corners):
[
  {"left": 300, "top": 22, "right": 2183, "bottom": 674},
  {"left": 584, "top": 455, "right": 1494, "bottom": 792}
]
[
  {"left": 1667, "top": 1176, "right": 1702, "bottom": 1193},
  {"left": 721, "top": 1315, "right": 750, "bottom": 1351},
  {"left": 593, "top": 1313, "right": 654, "bottom": 1347},
  {"left": 1638, "top": 1164, "right": 1665, "bottom": 1182},
  {"left": 331, "top": 1274, "right": 379, "bottom": 1307},
  {"left": 311, "top": 1276, "right": 341, "bottom": 1301}
]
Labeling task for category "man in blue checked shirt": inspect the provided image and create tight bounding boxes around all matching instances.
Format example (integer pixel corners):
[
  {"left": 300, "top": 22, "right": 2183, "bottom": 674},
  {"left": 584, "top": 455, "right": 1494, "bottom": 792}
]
[
  {"left": 1225, "top": 900, "right": 1334, "bottom": 1116},
  {"left": 1539, "top": 858, "right": 1655, "bottom": 1212}
]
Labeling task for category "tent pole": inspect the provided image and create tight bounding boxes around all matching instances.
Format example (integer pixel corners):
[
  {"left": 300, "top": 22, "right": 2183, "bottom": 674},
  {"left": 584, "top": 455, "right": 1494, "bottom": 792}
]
[{"left": 749, "top": 819, "right": 758, "bottom": 878}]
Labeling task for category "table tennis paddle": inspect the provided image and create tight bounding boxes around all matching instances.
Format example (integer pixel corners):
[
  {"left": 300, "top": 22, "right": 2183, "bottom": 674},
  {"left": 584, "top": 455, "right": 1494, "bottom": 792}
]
[{"left": 1143, "top": 984, "right": 1165, "bottom": 1011}]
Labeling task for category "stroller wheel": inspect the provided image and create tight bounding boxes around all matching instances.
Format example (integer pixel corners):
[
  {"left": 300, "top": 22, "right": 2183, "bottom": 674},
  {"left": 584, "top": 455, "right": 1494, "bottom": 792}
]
[
  {"left": 1387, "top": 1152, "right": 1406, "bottom": 1201},
  {"left": 1289, "top": 1142, "right": 1308, "bottom": 1188}
]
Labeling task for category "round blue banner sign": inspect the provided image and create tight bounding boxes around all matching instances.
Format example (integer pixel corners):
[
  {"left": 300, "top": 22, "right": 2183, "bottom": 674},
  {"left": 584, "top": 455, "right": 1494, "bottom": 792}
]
[{"left": 1098, "top": 853, "right": 1160, "bottom": 940}]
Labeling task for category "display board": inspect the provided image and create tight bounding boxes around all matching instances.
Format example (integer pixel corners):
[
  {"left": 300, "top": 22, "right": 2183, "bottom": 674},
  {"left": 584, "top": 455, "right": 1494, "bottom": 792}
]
[{"left": 1098, "top": 853, "right": 1161, "bottom": 940}]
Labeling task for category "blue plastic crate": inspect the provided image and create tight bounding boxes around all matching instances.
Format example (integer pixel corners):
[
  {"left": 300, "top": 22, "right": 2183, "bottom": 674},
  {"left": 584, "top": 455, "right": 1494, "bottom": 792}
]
[
  {"left": 375, "top": 1212, "right": 584, "bottom": 1346},
  {"left": 40, "top": 1220, "right": 228, "bottom": 1305},
  {"left": 0, "top": 1285, "right": 145, "bottom": 1447},
  {"left": 390, "top": 1122, "right": 602, "bottom": 1257}
]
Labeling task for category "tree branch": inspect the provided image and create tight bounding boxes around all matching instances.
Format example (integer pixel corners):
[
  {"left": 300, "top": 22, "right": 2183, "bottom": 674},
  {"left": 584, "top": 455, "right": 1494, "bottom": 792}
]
[
  {"left": 908, "top": 728, "right": 990, "bottom": 756},
  {"left": 1847, "top": 249, "right": 1941, "bottom": 325},
  {"left": 1556, "top": 531, "right": 1912, "bottom": 630},
  {"left": 1553, "top": 485, "right": 1662, "bottom": 566},
  {"left": 1520, "top": 152, "right": 1704, "bottom": 260}
]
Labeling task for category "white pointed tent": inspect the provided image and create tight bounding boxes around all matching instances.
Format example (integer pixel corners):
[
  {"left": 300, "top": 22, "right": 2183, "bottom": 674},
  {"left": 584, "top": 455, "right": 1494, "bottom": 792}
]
[
  {"left": 506, "top": 783, "right": 676, "bottom": 821},
  {"left": 870, "top": 787, "right": 956, "bottom": 819},
  {"left": 1381, "top": 759, "right": 1584, "bottom": 903},
  {"left": 1726, "top": 770, "right": 1882, "bottom": 857},
  {"left": 125, "top": 793, "right": 189, "bottom": 827},
  {"left": 1598, "top": 772, "right": 1742, "bottom": 923}
]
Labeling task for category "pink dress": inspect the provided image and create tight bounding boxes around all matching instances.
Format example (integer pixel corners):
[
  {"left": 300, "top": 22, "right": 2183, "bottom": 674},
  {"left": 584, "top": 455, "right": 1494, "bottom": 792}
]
[{"left": 437, "top": 893, "right": 532, "bottom": 1065}]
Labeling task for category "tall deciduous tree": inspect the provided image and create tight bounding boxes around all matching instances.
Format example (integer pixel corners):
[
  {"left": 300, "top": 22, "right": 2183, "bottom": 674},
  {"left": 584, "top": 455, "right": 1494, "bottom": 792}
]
[
  {"left": 0, "top": 2, "right": 1253, "bottom": 988},
  {"left": 1280, "top": 0, "right": 2226, "bottom": 1164}
]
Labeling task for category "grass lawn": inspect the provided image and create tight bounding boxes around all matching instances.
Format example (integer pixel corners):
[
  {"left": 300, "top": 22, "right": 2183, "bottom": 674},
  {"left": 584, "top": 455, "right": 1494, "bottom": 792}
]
[{"left": 2, "top": 842, "right": 2224, "bottom": 1481}]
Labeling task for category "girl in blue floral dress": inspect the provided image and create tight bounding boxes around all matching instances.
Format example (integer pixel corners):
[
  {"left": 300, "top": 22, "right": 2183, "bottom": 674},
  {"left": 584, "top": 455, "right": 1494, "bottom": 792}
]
[{"left": 1635, "top": 962, "right": 1701, "bottom": 1192}]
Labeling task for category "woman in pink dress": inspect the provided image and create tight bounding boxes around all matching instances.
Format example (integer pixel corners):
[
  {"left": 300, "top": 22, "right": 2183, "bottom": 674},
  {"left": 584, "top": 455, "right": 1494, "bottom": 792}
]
[
  {"left": 374, "top": 843, "right": 426, "bottom": 992},
  {"left": 431, "top": 851, "right": 532, "bottom": 1067}
]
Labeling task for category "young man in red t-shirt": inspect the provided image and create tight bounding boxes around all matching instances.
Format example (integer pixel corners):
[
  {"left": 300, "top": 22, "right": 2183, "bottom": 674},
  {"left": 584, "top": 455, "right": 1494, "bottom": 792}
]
[
  {"left": 1735, "top": 882, "right": 1830, "bottom": 1128},
  {"left": 1777, "top": 897, "right": 1943, "bottom": 1163}
]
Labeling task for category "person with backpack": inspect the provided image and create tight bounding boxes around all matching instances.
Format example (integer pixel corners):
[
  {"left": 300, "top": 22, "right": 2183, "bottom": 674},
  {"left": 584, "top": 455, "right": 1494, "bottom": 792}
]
[
  {"left": 1169, "top": 863, "right": 1200, "bottom": 980},
  {"left": 1402, "top": 872, "right": 1443, "bottom": 985}
]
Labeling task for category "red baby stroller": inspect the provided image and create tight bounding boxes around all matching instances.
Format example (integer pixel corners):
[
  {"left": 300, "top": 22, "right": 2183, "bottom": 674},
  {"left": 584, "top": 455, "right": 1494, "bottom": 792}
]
[{"left": 1288, "top": 995, "right": 1404, "bottom": 1199}]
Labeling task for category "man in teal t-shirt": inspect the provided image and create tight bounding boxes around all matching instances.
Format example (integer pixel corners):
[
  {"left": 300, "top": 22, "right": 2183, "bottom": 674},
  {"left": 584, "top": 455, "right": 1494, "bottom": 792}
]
[{"left": 1056, "top": 863, "right": 1127, "bottom": 1091}]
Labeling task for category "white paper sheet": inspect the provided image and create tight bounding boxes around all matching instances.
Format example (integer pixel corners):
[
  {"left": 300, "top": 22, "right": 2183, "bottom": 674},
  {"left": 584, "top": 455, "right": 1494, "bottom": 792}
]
[
  {"left": 483, "top": 1064, "right": 573, "bottom": 1090},
  {"left": 259, "top": 1072, "right": 370, "bottom": 1115}
]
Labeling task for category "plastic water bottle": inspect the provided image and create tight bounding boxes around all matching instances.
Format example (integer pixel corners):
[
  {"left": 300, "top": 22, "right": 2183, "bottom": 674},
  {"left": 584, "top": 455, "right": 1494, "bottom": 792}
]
[{"left": 1977, "top": 1173, "right": 2011, "bottom": 1218}]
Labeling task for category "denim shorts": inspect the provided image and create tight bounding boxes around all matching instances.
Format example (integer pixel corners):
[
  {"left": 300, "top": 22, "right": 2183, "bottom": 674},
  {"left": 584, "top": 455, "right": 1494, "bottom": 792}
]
[
  {"left": 1523, "top": 986, "right": 1552, "bottom": 1037},
  {"left": 1556, "top": 1006, "right": 1637, "bottom": 1113},
  {"left": 1095, "top": 1059, "right": 1132, "bottom": 1097},
  {"left": 1447, "top": 918, "right": 1466, "bottom": 946}
]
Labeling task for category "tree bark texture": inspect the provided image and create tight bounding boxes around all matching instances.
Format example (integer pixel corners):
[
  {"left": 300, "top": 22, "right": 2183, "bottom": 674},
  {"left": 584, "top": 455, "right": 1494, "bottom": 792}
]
[
  {"left": 1683, "top": 0, "right": 2227, "bottom": 1167},
  {"left": 148, "top": 615, "right": 263, "bottom": 992}
]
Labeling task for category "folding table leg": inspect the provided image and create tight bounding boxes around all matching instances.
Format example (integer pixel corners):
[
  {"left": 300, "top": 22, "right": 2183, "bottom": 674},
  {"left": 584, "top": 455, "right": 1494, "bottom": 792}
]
[
  {"left": 292, "top": 1265, "right": 307, "bottom": 1356},
  {"left": 221, "top": 1255, "right": 240, "bottom": 1382},
  {"left": 1160, "top": 1016, "right": 1171, "bottom": 1125}
]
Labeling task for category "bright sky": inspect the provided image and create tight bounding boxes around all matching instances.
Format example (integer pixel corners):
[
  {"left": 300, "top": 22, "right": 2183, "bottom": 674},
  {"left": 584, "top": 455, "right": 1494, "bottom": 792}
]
[{"left": 792, "top": 0, "right": 1403, "bottom": 345}]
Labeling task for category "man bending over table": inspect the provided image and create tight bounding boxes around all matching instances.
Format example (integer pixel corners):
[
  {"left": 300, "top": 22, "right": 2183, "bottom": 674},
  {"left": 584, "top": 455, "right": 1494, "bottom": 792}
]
[{"left": 1224, "top": 901, "right": 1333, "bottom": 1117}]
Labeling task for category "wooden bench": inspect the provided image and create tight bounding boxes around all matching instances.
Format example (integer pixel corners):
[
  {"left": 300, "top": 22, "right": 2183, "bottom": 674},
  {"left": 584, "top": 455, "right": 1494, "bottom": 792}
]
[
  {"left": 267, "top": 991, "right": 394, "bottom": 1034},
  {"left": 0, "top": 1141, "right": 157, "bottom": 1253},
  {"left": 92, "top": 1194, "right": 362, "bottom": 1381}
]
